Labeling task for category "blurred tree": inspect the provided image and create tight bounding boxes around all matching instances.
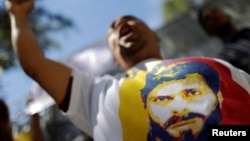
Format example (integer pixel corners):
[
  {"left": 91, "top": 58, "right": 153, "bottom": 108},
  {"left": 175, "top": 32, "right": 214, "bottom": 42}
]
[
  {"left": 163, "top": 0, "right": 210, "bottom": 22},
  {"left": 163, "top": 0, "right": 192, "bottom": 21},
  {"left": 0, "top": 2, "right": 73, "bottom": 70}
]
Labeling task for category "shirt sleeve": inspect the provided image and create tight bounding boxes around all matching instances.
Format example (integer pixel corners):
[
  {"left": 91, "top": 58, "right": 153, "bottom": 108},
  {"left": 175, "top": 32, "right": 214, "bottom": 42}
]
[{"left": 65, "top": 70, "right": 95, "bottom": 136}]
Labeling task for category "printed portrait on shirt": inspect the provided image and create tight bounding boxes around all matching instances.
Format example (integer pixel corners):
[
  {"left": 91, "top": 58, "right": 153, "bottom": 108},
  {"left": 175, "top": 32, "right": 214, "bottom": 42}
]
[
  {"left": 140, "top": 61, "right": 222, "bottom": 141},
  {"left": 119, "top": 59, "right": 250, "bottom": 141}
]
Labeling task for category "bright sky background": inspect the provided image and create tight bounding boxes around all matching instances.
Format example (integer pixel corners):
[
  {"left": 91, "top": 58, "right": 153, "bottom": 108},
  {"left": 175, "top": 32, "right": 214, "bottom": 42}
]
[{"left": 1, "top": 0, "right": 165, "bottom": 120}]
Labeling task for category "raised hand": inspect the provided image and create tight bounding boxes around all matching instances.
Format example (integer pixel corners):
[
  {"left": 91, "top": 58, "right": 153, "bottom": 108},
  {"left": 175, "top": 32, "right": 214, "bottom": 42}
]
[{"left": 5, "top": 0, "right": 34, "bottom": 18}]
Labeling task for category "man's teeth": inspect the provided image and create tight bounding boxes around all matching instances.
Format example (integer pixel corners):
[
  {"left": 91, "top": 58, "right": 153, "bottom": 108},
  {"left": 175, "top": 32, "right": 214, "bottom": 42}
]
[
  {"left": 123, "top": 42, "right": 132, "bottom": 48},
  {"left": 119, "top": 37, "right": 132, "bottom": 48}
]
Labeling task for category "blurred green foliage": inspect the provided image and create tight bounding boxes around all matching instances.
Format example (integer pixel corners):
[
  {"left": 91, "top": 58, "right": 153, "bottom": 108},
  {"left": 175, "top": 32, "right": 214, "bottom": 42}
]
[{"left": 0, "top": 2, "right": 73, "bottom": 70}]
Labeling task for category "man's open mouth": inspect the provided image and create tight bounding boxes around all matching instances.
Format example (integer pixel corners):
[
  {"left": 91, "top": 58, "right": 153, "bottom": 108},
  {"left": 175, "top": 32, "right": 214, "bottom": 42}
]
[{"left": 119, "top": 23, "right": 133, "bottom": 38}]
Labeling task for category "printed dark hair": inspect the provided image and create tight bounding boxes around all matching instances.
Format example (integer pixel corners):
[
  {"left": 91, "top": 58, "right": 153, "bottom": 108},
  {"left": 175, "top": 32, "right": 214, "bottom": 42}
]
[{"left": 141, "top": 61, "right": 220, "bottom": 108}]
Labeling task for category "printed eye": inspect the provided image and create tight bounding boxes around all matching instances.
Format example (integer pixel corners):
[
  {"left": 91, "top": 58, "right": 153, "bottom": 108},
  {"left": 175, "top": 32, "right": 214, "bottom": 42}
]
[
  {"left": 150, "top": 96, "right": 174, "bottom": 105},
  {"left": 184, "top": 89, "right": 201, "bottom": 97}
]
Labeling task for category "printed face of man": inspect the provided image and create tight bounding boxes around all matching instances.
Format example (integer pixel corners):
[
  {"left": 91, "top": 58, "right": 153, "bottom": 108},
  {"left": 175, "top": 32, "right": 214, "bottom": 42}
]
[{"left": 146, "top": 73, "right": 218, "bottom": 138}]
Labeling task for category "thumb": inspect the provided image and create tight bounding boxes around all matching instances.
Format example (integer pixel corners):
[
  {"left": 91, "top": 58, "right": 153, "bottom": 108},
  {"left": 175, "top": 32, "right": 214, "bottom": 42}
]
[{"left": 5, "top": 0, "right": 12, "bottom": 11}]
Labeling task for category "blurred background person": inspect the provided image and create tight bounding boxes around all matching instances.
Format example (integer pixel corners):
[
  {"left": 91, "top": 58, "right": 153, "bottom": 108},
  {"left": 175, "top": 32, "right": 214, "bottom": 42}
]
[
  {"left": 198, "top": 7, "right": 250, "bottom": 74},
  {"left": 0, "top": 98, "right": 14, "bottom": 141},
  {"left": 0, "top": 98, "right": 45, "bottom": 141}
]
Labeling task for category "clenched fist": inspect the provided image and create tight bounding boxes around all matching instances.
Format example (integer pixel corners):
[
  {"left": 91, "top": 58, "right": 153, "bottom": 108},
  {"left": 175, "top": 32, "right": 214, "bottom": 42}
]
[{"left": 5, "top": 0, "right": 34, "bottom": 18}]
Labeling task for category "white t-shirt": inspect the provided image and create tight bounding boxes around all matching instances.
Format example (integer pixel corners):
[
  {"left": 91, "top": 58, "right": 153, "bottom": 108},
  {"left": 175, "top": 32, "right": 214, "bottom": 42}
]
[{"left": 66, "top": 57, "right": 250, "bottom": 141}]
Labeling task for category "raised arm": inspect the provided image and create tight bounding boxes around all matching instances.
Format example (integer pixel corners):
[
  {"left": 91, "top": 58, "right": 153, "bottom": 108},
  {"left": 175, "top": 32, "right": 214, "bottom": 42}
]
[{"left": 5, "top": 0, "right": 72, "bottom": 106}]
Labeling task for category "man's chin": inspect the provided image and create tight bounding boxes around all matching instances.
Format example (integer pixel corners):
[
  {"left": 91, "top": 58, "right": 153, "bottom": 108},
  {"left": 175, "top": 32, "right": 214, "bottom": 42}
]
[
  {"left": 120, "top": 41, "right": 145, "bottom": 56},
  {"left": 166, "top": 117, "right": 204, "bottom": 138}
]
